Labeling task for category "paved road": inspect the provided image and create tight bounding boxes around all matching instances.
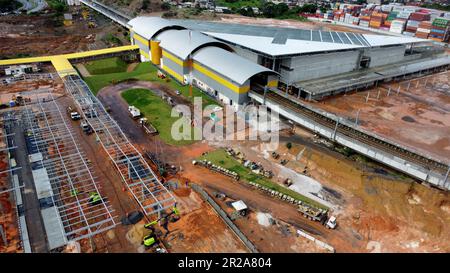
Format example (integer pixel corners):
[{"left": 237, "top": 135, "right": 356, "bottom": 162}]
[
  {"left": 17, "top": 0, "right": 47, "bottom": 14},
  {"left": 8, "top": 119, "right": 48, "bottom": 253}
]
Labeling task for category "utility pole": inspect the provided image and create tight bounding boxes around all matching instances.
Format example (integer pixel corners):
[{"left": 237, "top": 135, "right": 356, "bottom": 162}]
[
  {"left": 333, "top": 118, "right": 340, "bottom": 141},
  {"left": 355, "top": 109, "right": 361, "bottom": 126},
  {"left": 263, "top": 85, "right": 268, "bottom": 105}
]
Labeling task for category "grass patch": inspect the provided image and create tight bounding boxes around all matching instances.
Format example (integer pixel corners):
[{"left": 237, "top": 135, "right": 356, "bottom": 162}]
[
  {"left": 200, "top": 149, "right": 328, "bottom": 209},
  {"left": 121, "top": 88, "right": 197, "bottom": 146},
  {"left": 84, "top": 57, "right": 128, "bottom": 75},
  {"left": 83, "top": 61, "right": 216, "bottom": 108}
]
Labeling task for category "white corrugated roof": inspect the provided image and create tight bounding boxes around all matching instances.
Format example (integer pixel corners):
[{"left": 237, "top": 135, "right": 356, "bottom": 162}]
[
  {"left": 193, "top": 47, "right": 277, "bottom": 85},
  {"left": 231, "top": 200, "right": 248, "bottom": 211},
  {"left": 362, "top": 34, "right": 428, "bottom": 47},
  {"left": 41, "top": 207, "right": 66, "bottom": 250},
  {"left": 156, "top": 29, "right": 231, "bottom": 60},
  {"left": 204, "top": 32, "right": 365, "bottom": 56},
  {"left": 128, "top": 17, "right": 185, "bottom": 40},
  {"left": 204, "top": 32, "right": 427, "bottom": 56},
  {"left": 32, "top": 168, "right": 53, "bottom": 199}
]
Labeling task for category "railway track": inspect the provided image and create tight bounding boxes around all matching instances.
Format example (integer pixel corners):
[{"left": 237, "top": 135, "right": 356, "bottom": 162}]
[{"left": 255, "top": 90, "right": 448, "bottom": 175}]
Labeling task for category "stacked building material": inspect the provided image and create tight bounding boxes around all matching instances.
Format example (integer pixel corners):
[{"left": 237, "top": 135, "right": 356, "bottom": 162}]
[
  {"left": 390, "top": 19, "right": 406, "bottom": 34},
  {"left": 430, "top": 17, "right": 450, "bottom": 42},
  {"left": 416, "top": 21, "right": 432, "bottom": 39}
]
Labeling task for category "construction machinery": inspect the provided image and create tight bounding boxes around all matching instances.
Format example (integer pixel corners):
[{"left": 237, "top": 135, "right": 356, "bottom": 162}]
[
  {"left": 88, "top": 192, "right": 102, "bottom": 206},
  {"left": 67, "top": 105, "right": 81, "bottom": 120},
  {"left": 142, "top": 235, "right": 156, "bottom": 248},
  {"left": 144, "top": 206, "right": 180, "bottom": 231},
  {"left": 283, "top": 178, "right": 293, "bottom": 187},
  {"left": 80, "top": 120, "right": 93, "bottom": 135},
  {"left": 297, "top": 203, "right": 337, "bottom": 229},
  {"left": 128, "top": 105, "right": 141, "bottom": 119},
  {"left": 192, "top": 160, "right": 240, "bottom": 181},
  {"left": 271, "top": 151, "right": 280, "bottom": 159},
  {"left": 139, "top": 117, "right": 158, "bottom": 135},
  {"left": 11, "top": 94, "right": 30, "bottom": 106},
  {"left": 88, "top": 21, "right": 97, "bottom": 28}
]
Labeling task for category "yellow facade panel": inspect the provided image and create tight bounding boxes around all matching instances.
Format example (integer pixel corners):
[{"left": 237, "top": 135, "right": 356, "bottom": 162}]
[
  {"left": 132, "top": 32, "right": 150, "bottom": 47},
  {"left": 150, "top": 40, "right": 162, "bottom": 65},
  {"left": 162, "top": 50, "right": 188, "bottom": 67},
  {"left": 192, "top": 63, "right": 249, "bottom": 94},
  {"left": 163, "top": 66, "right": 184, "bottom": 83},
  {"left": 267, "top": 79, "right": 278, "bottom": 88}
]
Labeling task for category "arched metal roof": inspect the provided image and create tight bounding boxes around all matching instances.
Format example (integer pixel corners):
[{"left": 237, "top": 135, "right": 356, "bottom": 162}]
[
  {"left": 192, "top": 47, "right": 277, "bottom": 86},
  {"left": 128, "top": 17, "right": 185, "bottom": 40},
  {"left": 156, "top": 29, "right": 232, "bottom": 60}
]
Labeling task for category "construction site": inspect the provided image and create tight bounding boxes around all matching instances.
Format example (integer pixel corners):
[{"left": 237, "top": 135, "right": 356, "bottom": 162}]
[{"left": 0, "top": 0, "right": 449, "bottom": 254}]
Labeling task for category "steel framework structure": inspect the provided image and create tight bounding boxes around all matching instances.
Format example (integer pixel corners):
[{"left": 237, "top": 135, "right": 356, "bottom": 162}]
[
  {"left": 63, "top": 74, "right": 176, "bottom": 216},
  {"left": 0, "top": 115, "right": 24, "bottom": 251},
  {"left": 21, "top": 88, "right": 117, "bottom": 243}
]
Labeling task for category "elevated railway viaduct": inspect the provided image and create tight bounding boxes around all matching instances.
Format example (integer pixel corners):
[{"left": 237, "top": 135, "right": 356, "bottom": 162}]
[{"left": 249, "top": 90, "right": 450, "bottom": 190}]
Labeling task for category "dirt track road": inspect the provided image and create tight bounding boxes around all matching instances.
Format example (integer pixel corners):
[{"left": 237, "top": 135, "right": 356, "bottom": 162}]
[{"left": 96, "top": 83, "right": 360, "bottom": 252}]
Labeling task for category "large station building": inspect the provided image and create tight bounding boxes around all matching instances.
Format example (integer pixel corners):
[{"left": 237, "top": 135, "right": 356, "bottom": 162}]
[{"left": 128, "top": 17, "right": 449, "bottom": 109}]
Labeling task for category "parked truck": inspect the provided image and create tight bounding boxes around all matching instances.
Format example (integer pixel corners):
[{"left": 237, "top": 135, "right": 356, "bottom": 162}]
[
  {"left": 67, "top": 105, "right": 81, "bottom": 120},
  {"left": 298, "top": 204, "right": 337, "bottom": 229},
  {"left": 139, "top": 118, "right": 158, "bottom": 135},
  {"left": 128, "top": 106, "right": 141, "bottom": 119}
]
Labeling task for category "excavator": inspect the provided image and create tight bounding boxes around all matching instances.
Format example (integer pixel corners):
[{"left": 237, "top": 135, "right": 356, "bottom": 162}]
[{"left": 142, "top": 205, "right": 180, "bottom": 248}]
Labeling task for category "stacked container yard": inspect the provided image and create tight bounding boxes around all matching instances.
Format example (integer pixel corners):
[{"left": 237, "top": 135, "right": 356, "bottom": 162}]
[
  {"left": 326, "top": 4, "right": 450, "bottom": 42},
  {"left": 390, "top": 19, "right": 406, "bottom": 34},
  {"left": 359, "top": 9, "right": 371, "bottom": 28},
  {"left": 380, "top": 4, "right": 393, "bottom": 14},
  {"left": 370, "top": 12, "right": 387, "bottom": 29},
  {"left": 416, "top": 21, "right": 432, "bottom": 39},
  {"left": 430, "top": 17, "right": 450, "bottom": 42},
  {"left": 324, "top": 10, "right": 334, "bottom": 20},
  {"left": 383, "top": 11, "right": 398, "bottom": 29},
  {"left": 404, "top": 12, "right": 429, "bottom": 36}
]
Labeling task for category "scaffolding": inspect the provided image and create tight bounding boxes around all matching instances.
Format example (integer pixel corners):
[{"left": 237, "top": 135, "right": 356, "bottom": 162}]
[
  {"left": 20, "top": 87, "right": 117, "bottom": 246},
  {"left": 63, "top": 74, "right": 176, "bottom": 216}
]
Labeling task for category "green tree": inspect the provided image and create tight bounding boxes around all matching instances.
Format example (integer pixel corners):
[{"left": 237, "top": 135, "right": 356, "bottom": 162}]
[{"left": 161, "top": 2, "right": 171, "bottom": 11}]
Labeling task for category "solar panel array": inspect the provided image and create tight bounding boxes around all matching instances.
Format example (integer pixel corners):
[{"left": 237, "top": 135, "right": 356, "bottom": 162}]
[{"left": 173, "top": 20, "right": 371, "bottom": 47}]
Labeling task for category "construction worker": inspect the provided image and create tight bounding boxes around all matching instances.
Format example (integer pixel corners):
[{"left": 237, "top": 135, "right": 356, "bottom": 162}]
[
  {"left": 142, "top": 235, "right": 156, "bottom": 248},
  {"left": 88, "top": 192, "right": 102, "bottom": 206},
  {"left": 70, "top": 189, "right": 79, "bottom": 197}
]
